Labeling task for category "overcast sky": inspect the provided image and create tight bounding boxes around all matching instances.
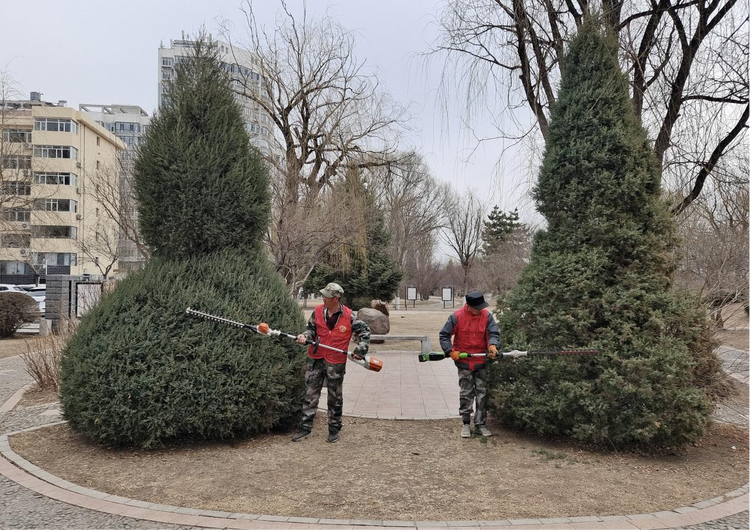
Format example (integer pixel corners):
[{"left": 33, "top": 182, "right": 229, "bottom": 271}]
[{"left": 0, "top": 0, "right": 540, "bottom": 225}]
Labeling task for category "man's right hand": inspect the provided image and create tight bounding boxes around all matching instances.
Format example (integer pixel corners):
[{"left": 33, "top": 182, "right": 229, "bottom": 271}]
[
  {"left": 296, "top": 334, "right": 308, "bottom": 345},
  {"left": 449, "top": 350, "right": 461, "bottom": 361}
]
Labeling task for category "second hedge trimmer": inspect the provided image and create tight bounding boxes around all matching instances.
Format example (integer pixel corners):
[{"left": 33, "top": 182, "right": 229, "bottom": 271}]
[
  {"left": 418, "top": 349, "right": 601, "bottom": 362},
  {"left": 186, "top": 307, "right": 383, "bottom": 372}
]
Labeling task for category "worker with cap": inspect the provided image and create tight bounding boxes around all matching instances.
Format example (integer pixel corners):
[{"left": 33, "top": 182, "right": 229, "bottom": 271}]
[
  {"left": 292, "top": 282, "right": 371, "bottom": 443},
  {"left": 439, "top": 291, "right": 500, "bottom": 438}
]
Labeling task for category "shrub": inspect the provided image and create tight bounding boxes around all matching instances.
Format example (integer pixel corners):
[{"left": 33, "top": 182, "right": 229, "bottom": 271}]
[
  {"left": 21, "top": 318, "right": 76, "bottom": 392},
  {"left": 60, "top": 251, "right": 306, "bottom": 448},
  {"left": 0, "top": 293, "right": 39, "bottom": 338}
]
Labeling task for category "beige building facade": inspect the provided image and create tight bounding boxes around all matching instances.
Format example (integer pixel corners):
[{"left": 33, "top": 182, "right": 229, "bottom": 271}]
[{"left": 0, "top": 95, "right": 125, "bottom": 279}]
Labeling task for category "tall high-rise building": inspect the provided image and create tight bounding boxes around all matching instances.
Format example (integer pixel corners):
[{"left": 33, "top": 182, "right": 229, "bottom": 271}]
[
  {"left": 158, "top": 35, "right": 274, "bottom": 156},
  {"left": 0, "top": 94, "right": 126, "bottom": 279},
  {"left": 80, "top": 104, "right": 151, "bottom": 272}
]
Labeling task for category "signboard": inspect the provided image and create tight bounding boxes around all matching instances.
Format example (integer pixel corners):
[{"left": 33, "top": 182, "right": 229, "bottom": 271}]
[
  {"left": 442, "top": 286, "right": 454, "bottom": 308},
  {"left": 406, "top": 286, "right": 417, "bottom": 309}
]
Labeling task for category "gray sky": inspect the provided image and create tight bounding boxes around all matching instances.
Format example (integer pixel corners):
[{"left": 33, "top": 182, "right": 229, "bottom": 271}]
[{"left": 0, "top": 0, "right": 539, "bottom": 224}]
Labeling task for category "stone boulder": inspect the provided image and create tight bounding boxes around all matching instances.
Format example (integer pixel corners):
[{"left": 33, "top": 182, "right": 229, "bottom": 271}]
[{"left": 357, "top": 307, "right": 390, "bottom": 335}]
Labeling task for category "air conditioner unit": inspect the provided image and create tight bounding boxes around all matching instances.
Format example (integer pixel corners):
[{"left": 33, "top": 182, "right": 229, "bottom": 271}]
[
  {"left": 20, "top": 222, "right": 29, "bottom": 229},
  {"left": 19, "top": 249, "right": 28, "bottom": 256},
  {"left": 76, "top": 161, "right": 82, "bottom": 168},
  {"left": 76, "top": 187, "right": 81, "bottom": 194},
  {"left": 76, "top": 214, "right": 82, "bottom": 220}
]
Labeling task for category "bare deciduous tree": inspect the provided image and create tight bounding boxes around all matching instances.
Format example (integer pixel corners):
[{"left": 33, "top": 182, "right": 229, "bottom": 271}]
[
  {"left": 226, "top": 1, "right": 409, "bottom": 292},
  {"left": 369, "top": 151, "right": 451, "bottom": 269},
  {"left": 441, "top": 190, "right": 486, "bottom": 293},
  {"left": 429, "top": 0, "right": 748, "bottom": 215}
]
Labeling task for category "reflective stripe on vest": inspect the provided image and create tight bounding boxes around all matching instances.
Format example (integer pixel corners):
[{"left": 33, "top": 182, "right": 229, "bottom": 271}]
[
  {"left": 308, "top": 304, "right": 352, "bottom": 364},
  {"left": 452, "top": 305, "right": 488, "bottom": 369}
]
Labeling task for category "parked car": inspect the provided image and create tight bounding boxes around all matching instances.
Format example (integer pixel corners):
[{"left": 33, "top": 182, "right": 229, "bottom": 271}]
[
  {"left": 0, "top": 284, "right": 26, "bottom": 293},
  {"left": 14, "top": 285, "right": 46, "bottom": 317}
]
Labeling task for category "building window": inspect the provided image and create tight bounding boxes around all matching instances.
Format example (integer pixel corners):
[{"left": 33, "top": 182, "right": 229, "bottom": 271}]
[
  {"left": 34, "top": 118, "right": 78, "bottom": 133},
  {"left": 1, "top": 155, "right": 32, "bottom": 169},
  {"left": 37, "top": 198, "right": 76, "bottom": 212},
  {"left": 0, "top": 233, "right": 31, "bottom": 248},
  {"left": 34, "top": 172, "right": 77, "bottom": 186},
  {"left": 2, "top": 181, "right": 31, "bottom": 195},
  {"left": 2, "top": 129, "right": 32, "bottom": 143},
  {"left": 1, "top": 209, "right": 31, "bottom": 222},
  {"left": 162, "top": 57, "right": 173, "bottom": 67},
  {"left": 33, "top": 145, "right": 78, "bottom": 160},
  {"left": 31, "top": 225, "right": 77, "bottom": 239},
  {"left": 96, "top": 136, "right": 100, "bottom": 146},
  {"left": 32, "top": 252, "right": 77, "bottom": 266}
]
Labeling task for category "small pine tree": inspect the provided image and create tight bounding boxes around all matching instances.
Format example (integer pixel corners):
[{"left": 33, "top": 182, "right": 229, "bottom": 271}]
[
  {"left": 60, "top": 35, "right": 304, "bottom": 447},
  {"left": 483, "top": 207, "right": 520, "bottom": 255},
  {"left": 489, "top": 19, "right": 720, "bottom": 448}
]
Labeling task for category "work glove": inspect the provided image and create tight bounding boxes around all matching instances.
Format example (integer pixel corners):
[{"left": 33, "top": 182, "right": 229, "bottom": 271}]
[
  {"left": 488, "top": 345, "right": 498, "bottom": 360},
  {"left": 449, "top": 350, "right": 461, "bottom": 361},
  {"left": 353, "top": 346, "right": 368, "bottom": 360}
]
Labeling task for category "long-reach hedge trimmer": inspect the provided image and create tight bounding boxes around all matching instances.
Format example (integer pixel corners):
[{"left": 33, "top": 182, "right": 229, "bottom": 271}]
[
  {"left": 418, "top": 349, "right": 600, "bottom": 362},
  {"left": 186, "top": 307, "right": 383, "bottom": 372}
]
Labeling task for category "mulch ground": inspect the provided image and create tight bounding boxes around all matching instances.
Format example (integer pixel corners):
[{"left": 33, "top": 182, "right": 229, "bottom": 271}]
[{"left": 10, "top": 418, "right": 748, "bottom": 521}]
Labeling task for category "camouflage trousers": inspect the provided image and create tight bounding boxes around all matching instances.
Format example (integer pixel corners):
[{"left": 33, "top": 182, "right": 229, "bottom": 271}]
[
  {"left": 457, "top": 366, "right": 488, "bottom": 426},
  {"left": 299, "top": 357, "right": 347, "bottom": 432}
]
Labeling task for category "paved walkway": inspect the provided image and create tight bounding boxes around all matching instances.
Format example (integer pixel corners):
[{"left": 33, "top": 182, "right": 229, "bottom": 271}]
[{"left": 1, "top": 346, "right": 748, "bottom": 529}]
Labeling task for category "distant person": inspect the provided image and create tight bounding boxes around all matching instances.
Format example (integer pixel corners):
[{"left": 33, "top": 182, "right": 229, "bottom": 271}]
[
  {"left": 292, "top": 282, "right": 370, "bottom": 443},
  {"left": 439, "top": 291, "right": 500, "bottom": 438}
]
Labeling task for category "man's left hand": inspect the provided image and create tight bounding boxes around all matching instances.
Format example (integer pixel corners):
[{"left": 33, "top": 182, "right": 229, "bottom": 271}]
[{"left": 488, "top": 345, "right": 498, "bottom": 359}]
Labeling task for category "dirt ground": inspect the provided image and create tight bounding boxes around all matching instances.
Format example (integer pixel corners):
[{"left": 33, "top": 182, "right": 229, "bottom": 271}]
[
  {"left": 10, "top": 419, "right": 748, "bottom": 521},
  {"left": 6, "top": 299, "right": 748, "bottom": 521},
  {"left": 0, "top": 335, "right": 28, "bottom": 360}
]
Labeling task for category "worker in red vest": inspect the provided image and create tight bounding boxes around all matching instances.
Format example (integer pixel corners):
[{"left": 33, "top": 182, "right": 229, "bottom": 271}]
[
  {"left": 292, "top": 282, "right": 370, "bottom": 443},
  {"left": 439, "top": 291, "right": 500, "bottom": 438}
]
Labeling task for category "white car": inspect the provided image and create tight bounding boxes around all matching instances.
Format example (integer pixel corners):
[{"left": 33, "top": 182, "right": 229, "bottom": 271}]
[
  {"left": 0, "top": 283, "right": 26, "bottom": 293},
  {"left": 14, "top": 285, "right": 46, "bottom": 316}
]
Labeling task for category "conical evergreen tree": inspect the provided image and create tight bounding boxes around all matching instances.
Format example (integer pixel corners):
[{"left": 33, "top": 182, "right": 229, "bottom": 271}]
[
  {"left": 135, "top": 39, "right": 270, "bottom": 258},
  {"left": 490, "top": 19, "right": 721, "bottom": 448},
  {"left": 483, "top": 207, "right": 520, "bottom": 255},
  {"left": 60, "top": 36, "right": 305, "bottom": 447}
]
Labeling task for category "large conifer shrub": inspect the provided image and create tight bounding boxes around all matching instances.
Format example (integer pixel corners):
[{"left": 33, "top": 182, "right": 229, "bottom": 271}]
[
  {"left": 489, "top": 20, "right": 721, "bottom": 448},
  {"left": 60, "top": 36, "right": 304, "bottom": 447},
  {"left": 60, "top": 251, "right": 305, "bottom": 447}
]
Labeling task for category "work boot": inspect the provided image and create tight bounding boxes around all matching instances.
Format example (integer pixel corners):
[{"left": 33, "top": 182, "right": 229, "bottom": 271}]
[
  {"left": 461, "top": 424, "right": 471, "bottom": 438},
  {"left": 291, "top": 428, "right": 311, "bottom": 442},
  {"left": 327, "top": 429, "right": 340, "bottom": 443},
  {"left": 474, "top": 425, "right": 492, "bottom": 437}
]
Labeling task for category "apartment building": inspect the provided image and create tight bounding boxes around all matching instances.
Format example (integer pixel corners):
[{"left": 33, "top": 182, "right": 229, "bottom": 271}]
[
  {"left": 80, "top": 104, "right": 151, "bottom": 272},
  {"left": 0, "top": 93, "right": 126, "bottom": 280},
  {"left": 158, "top": 34, "right": 274, "bottom": 156}
]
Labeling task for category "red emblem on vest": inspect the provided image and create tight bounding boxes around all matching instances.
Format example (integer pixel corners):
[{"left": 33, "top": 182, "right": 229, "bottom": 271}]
[{"left": 339, "top": 325, "right": 348, "bottom": 333}]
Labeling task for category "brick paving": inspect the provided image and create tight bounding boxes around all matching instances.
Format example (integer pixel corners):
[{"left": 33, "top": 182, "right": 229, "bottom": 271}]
[{"left": 1, "top": 347, "right": 748, "bottom": 529}]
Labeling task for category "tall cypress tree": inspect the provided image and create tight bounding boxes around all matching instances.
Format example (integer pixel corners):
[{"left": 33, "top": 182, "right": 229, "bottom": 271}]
[
  {"left": 60, "top": 36, "right": 305, "bottom": 448},
  {"left": 490, "top": 19, "right": 721, "bottom": 448}
]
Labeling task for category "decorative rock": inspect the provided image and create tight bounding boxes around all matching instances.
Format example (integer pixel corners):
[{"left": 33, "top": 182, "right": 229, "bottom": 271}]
[{"left": 357, "top": 308, "right": 390, "bottom": 335}]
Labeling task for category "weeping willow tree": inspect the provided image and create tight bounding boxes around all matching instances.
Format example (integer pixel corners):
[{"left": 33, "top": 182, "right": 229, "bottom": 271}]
[{"left": 303, "top": 168, "right": 403, "bottom": 309}]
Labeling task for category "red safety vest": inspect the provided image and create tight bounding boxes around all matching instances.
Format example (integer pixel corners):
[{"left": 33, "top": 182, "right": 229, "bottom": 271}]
[
  {"left": 308, "top": 304, "right": 353, "bottom": 364},
  {"left": 452, "top": 304, "right": 489, "bottom": 369}
]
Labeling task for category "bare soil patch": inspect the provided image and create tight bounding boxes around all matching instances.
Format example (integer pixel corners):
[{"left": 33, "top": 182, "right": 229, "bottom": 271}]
[
  {"left": 716, "top": 329, "right": 749, "bottom": 351},
  {"left": 10, "top": 419, "right": 748, "bottom": 521},
  {"left": 16, "top": 385, "right": 58, "bottom": 408},
  {"left": 0, "top": 335, "right": 27, "bottom": 360}
]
